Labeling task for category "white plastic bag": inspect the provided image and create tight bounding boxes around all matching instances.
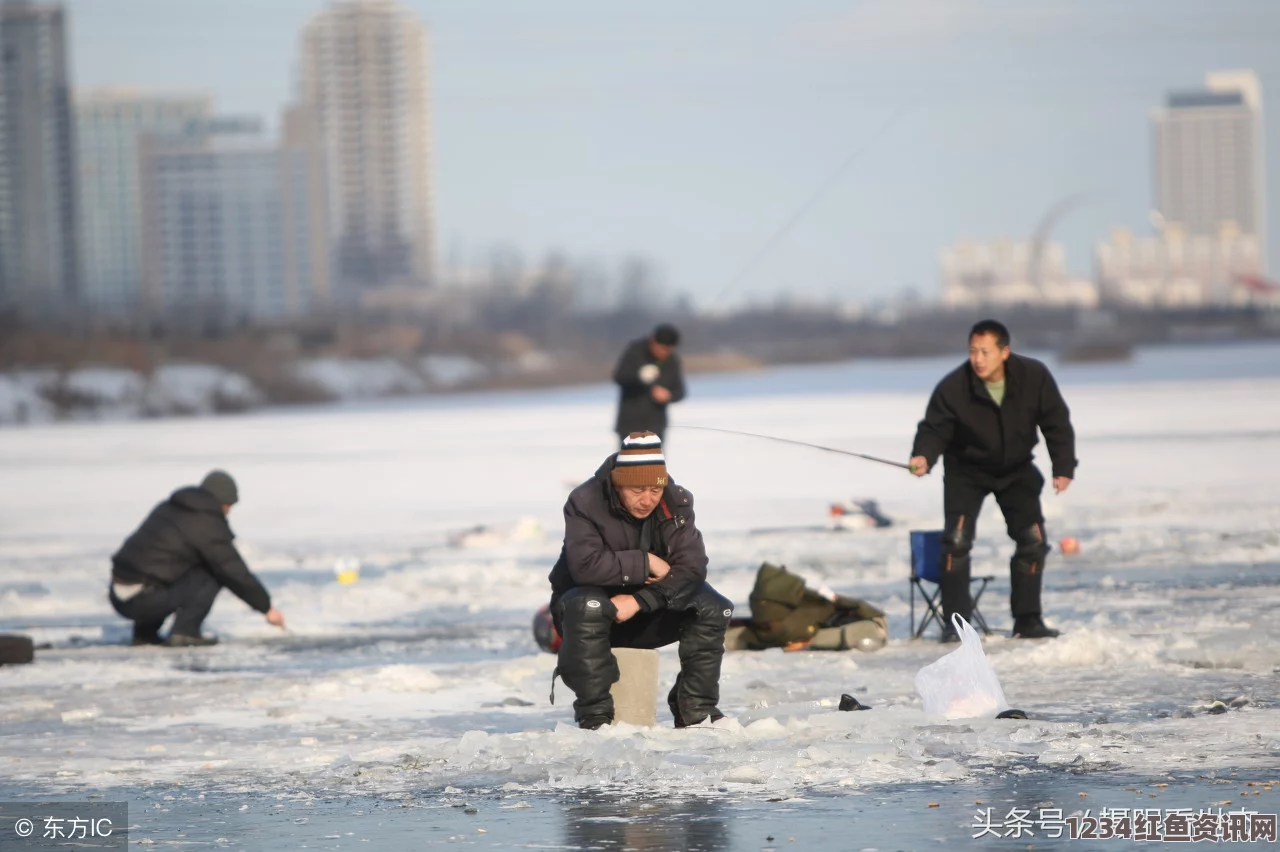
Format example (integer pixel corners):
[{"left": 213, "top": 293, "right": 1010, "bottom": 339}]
[{"left": 914, "top": 614, "right": 1009, "bottom": 719}]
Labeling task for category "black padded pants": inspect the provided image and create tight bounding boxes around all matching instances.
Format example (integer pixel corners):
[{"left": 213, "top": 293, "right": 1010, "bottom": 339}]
[
  {"left": 939, "top": 463, "right": 1052, "bottom": 622},
  {"left": 554, "top": 582, "right": 732, "bottom": 726}
]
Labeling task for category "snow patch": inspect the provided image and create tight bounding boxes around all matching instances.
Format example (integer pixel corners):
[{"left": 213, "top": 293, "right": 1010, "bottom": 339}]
[{"left": 294, "top": 358, "right": 428, "bottom": 399}]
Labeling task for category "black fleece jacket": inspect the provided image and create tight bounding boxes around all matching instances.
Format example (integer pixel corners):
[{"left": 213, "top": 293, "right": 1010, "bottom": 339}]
[
  {"left": 112, "top": 486, "right": 271, "bottom": 613},
  {"left": 912, "top": 353, "right": 1077, "bottom": 478}
]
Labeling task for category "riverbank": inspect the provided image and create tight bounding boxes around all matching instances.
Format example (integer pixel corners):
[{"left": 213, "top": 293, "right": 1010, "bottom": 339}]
[{"left": 0, "top": 348, "right": 765, "bottom": 427}]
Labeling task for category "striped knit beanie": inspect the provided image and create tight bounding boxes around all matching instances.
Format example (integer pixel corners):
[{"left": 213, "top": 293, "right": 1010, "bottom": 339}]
[{"left": 611, "top": 432, "right": 669, "bottom": 488}]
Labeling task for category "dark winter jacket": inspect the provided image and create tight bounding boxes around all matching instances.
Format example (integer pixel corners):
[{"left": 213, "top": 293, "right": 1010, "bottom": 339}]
[
  {"left": 548, "top": 456, "right": 708, "bottom": 612},
  {"left": 912, "top": 353, "right": 1077, "bottom": 478},
  {"left": 612, "top": 337, "right": 686, "bottom": 437},
  {"left": 111, "top": 486, "right": 272, "bottom": 613}
]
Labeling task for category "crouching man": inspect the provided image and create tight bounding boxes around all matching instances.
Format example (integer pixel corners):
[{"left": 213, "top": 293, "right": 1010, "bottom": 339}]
[
  {"left": 549, "top": 432, "right": 731, "bottom": 729},
  {"left": 109, "top": 470, "right": 285, "bottom": 646}
]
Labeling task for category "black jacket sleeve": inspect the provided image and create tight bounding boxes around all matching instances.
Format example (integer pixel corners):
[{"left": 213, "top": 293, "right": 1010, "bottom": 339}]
[
  {"left": 1037, "top": 370, "right": 1077, "bottom": 478},
  {"left": 186, "top": 514, "right": 272, "bottom": 613},
  {"left": 633, "top": 505, "right": 708, "bottom": 612},
  {"left": 911, "top": 381, "right": 957, "bottom": 469},
  {"left": 612, "top": 341, "right": 651, "bottom": 392},
  {"left": 563, "top": 495, "right": 648, "bottom": 587},
  {"left": 661, "top": 353, "right": 687, "bottom": 404}
]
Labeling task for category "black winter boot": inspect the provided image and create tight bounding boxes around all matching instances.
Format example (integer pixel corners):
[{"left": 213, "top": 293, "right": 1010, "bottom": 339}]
[
  {"left": 940, "top": 516, "right": 975, "bottom": 630},
  {"left": 554, "top": 588, "right": 619, "bottom": 726},
  {"left": 668, "top": 677, "right": 725, "bottom": 728},
  {"left": 1012, "top": 615, "right": 1059, "bottom": 640},
  {"left": 164, "top": 633, "right": 219, "bottom": 647},
  {"left": 670, "top": 584, "right": 732, "bottom": 727},
  {"left": 1010, "top": 522, "right": 1052, "bottom": 619},
  {"left": 131, "top": 622, "right": 165, "bottom": 646}
]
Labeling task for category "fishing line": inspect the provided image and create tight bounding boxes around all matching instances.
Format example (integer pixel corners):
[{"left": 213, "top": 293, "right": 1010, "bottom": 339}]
[{"left": 681, "top": 425, "right": 910, "bottom": 470}]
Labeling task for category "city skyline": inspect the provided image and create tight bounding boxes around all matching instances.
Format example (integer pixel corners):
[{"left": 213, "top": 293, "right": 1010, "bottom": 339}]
[
  {"left": 10, "top": 0, "right": 439, "bottom": 320},
  {"left": 944, "top": 70, "right": 1269, "bottom": 312},
  {"left": 7, "top": 0, "right": 1271, "bottom": 311}
]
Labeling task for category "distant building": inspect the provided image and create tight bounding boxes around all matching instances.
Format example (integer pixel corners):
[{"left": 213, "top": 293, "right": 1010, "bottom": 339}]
[
  {"left": 138, "top": 116, "right": 331, "bottom": 322},
  {"left": 0, "top": 0, "right": 79, "bottom": 309},
  {"left": 1094, "top": 222, "right": 1263, "bottom": 308},
  {"left": 297, "top": 0, "right": 435, "bottom": 299},
  {"left": 1152, "top": 70, "right": 1266, "bottom": 270},
  {"left": 76, "top": 89, "right": 212, "bottom": 313},
  {"left": 940, "top": 239, "right": 1097, "bottom": 309}
]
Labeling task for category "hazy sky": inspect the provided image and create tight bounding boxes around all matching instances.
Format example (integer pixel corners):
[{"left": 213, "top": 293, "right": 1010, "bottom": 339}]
[{"left": 66, "top": 0, "right": 1280, "bottom": 307}]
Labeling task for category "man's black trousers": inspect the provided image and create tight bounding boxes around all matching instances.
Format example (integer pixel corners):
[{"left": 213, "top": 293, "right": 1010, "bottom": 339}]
[
  {"left": 554, "top": 583, "right": 731, "bottom": 726},
  {"left": 940, "top": 462, "right": 1052, "bottom": 622},
  {"left": 109, "top": 567, "right": 223, "bottom": 640}
]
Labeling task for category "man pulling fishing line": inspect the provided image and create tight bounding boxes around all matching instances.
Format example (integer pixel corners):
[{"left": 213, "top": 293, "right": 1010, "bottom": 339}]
[
  {"left": 909, "top": 320, "right": 1077, "bottom": 642},
  {"left": 612, "top": 324, "right": 686, "bottom": 445}
]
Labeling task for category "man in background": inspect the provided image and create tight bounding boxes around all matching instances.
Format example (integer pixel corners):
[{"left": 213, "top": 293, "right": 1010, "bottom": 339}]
[
  {"left": 109, "top": 470, "right": 286, "bottom": 646},
  {"left": 613, "top": 324, "right": 686, "bottom": 443},
  {"left": 909, "top": 320, "right": 1077, "bottom": 642}
]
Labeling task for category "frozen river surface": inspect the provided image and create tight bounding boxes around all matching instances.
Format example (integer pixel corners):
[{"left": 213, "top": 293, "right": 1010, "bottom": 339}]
[{"left": 2, "top": 344, "right": 1279, "bottom": 849}]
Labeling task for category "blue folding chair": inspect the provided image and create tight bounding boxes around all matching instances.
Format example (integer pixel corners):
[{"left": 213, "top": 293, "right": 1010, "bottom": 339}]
[{"left": 909, "top": 529, "right": 993, "bottom": 639}]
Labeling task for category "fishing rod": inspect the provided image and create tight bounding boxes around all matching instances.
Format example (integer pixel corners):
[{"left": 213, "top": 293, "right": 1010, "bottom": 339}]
[
  {"left": 706, "top": 105, "right": 915, "bottom": 306},
  {"left": 680, "top": 425, "right": 912, "bottom": 471}
]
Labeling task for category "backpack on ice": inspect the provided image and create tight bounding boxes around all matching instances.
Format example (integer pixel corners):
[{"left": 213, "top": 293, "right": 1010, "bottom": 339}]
[{"left": 726, "top": 563, "right": 887, "bottom": 652}]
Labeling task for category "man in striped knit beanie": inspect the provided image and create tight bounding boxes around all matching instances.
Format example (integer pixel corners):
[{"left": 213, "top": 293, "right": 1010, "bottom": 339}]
[{"left": 547, "top": 431, "right": 732, "bottom": 729}]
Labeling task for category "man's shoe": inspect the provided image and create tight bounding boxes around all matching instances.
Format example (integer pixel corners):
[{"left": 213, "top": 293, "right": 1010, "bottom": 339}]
[
  {"left": 667, "top": 681, "right": 723, "bottom": 727},
  {"left": 1011, "top": 615, "right": 1060, "bottom": 640},
  {"left": 675, "top": 712, "right": 725, "bottom": 729},
  {"left": 164, "top": 633, "right": 219, "bottom": 648},
  {"left": 578, "top": 716, "right": 611, "bottom": 730},
  {"left": 939, "top": 612, "right": 970, "bottom": 644},
  {"left": 131, "top": 629, "right": 164, "bottom": 647}
]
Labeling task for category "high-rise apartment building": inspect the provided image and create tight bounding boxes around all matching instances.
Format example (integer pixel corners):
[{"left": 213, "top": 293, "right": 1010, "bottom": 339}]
[
  {"left": 138, "top": 117, "right": 331, "bottom": 322},
  {"left": 76, "top": 89, "right": 211, "bottom": 313},
  {"left": 1152, "top": 70, "right": 1266, "bottom": 270},
  {"left": 297, "top": 0, "right": 435, "bottom": 298},
  {"left": 0, "top": 0, "right": 78, "bottom": 308}
]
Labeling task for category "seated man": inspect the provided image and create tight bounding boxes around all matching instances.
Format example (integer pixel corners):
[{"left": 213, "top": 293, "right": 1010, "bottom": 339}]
[
  {"left": 548, "top": 431, "right": 731, "bottom": 729},
  {"left": 109, "top": 470, "right": 285, "bottom": 646}
]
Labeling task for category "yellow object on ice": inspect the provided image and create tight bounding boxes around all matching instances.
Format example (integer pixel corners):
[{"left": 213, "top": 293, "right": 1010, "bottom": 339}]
[{"left": 333, "top": 558, "right": 361, "bottom": 585}]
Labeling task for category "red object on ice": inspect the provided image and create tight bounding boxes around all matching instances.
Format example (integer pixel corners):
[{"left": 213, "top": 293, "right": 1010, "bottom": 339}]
[
  {"left": 1059, "top": 537, "right": 1081, "bottom": 556},
  {"left": 533, "top": 604, "right": 561, "bottom": 653}
]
